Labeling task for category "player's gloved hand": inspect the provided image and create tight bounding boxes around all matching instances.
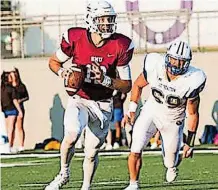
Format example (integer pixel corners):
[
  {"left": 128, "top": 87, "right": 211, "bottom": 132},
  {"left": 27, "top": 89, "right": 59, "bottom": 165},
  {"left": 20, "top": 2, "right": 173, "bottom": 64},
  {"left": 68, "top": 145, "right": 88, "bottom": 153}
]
[
  {"left": 90, "top": 62, "right": 104, "bottom": 83},
  {"left": 121, "top": 111, "right": 136, "bottom": 128},
  {"left": 182, "top": 144, "right": 193, "bottom": 158},
  {"left": 58, "top": 64, "right": 77, "bottom": 79}
]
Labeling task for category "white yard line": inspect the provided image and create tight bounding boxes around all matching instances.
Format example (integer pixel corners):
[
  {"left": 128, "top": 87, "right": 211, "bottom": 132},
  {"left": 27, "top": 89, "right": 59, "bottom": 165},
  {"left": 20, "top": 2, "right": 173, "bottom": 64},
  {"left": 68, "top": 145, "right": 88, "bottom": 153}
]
[
  {"left": 19, "top": 179, "right": 197, "bottom": 190},
  {"left": 1, "top": 149, "right": 218, "bottom": 159},
  {"left": 0, "top": 162, "right": 47, "bottom": 168}
]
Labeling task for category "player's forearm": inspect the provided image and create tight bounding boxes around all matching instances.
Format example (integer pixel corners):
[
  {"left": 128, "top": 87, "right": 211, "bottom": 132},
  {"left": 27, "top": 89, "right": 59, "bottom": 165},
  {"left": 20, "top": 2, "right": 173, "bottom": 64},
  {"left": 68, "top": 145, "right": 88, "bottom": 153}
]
[
  {"left": 185, "top": 113, "right": 199, "bottom": 147},
  {"left": 110, "top": 78, "right": 132, "bottom": 93},
  {"left": 49, "top": 55, "right": 62, "bottom": 75},
  {"left": 187, "top": 112, "right": 199, "bottom": 132},
  {"left": 130, "top": 84, "right": 143, "bottom": 104}
]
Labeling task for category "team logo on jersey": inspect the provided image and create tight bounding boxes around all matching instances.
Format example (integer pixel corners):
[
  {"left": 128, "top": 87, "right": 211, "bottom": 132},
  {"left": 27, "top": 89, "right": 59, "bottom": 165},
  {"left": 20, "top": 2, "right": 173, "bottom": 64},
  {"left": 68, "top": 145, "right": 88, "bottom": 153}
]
[
  {"left": 158, "top": 83, "right": 176, "bottom": 92},
  {"left": 91, "top": 56, "right": 103, "bottom": 63},
  {"left": 107, "top": 54, "right": 115, "bottom": 57}
]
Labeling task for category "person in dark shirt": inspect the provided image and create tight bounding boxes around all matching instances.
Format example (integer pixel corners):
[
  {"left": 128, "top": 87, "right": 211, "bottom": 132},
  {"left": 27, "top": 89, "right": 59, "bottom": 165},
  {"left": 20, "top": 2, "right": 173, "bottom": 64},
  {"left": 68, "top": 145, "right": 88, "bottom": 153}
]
[
  {"left": 1, "top": 71, "right": 23, "bottom": 153},
  {"left": 112, "top": 91, "right": 127, "bottom": 149},
  {"left": 104, "top": 91, "right": 127, "bottom": 150},
  {"left": 11, "top": 68, "right": 29, "bottom": 152}
]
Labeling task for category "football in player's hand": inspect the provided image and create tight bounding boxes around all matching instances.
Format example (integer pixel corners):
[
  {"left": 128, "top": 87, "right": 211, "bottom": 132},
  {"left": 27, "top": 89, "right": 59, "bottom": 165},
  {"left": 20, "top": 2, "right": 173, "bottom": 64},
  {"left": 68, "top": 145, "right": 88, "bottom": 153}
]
[{"left": 64, "top": 65, "right": 85, "bottom": 96}]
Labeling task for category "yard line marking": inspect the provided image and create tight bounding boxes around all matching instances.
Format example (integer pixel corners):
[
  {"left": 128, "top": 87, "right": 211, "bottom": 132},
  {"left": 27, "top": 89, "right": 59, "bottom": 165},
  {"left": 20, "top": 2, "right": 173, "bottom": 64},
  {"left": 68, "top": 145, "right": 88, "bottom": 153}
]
[
  {"left": 174, "top": 179, "right": 195, "bottom": 183},
  {"left": 1, "top": 149, "right": 218, "bottom": 159},
  {"left": 0, "top": 162, "right": 46, "bottom": 168}
]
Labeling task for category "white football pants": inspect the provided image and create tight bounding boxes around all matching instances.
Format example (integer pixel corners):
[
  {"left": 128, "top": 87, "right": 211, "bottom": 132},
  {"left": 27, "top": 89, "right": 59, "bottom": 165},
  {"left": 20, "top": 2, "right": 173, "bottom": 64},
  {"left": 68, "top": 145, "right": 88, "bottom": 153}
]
[
  {"left": 131, "top": 101, "right": 184, "bottom": 168},
  {"left": 64, "top": 95, "right": 112, "bottom": 155}
]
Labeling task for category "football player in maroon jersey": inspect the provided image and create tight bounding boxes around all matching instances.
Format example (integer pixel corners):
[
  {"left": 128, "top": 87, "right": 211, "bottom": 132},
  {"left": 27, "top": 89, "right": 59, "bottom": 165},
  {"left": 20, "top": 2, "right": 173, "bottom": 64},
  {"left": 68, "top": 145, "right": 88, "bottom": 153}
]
[{"left": 45, "top": 1, "right": 134, "bottom": 189}]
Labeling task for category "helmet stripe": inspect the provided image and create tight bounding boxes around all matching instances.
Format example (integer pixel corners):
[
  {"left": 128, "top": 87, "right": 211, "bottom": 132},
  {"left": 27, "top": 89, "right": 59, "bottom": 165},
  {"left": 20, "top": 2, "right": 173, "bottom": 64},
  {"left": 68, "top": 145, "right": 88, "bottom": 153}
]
[
  {"left": 176, "top": 41, "right": 182, "bottom": 54},
  {"left": 181, "top": 42, "right": 185, "bottom": 56}
]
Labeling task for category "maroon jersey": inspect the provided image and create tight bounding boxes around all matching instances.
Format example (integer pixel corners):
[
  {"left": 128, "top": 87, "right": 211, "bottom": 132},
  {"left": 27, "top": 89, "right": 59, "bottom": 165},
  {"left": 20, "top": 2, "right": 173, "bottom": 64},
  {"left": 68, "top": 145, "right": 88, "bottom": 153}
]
[{"left": 59, "top": 27, "right": 134, "bottom": 101}]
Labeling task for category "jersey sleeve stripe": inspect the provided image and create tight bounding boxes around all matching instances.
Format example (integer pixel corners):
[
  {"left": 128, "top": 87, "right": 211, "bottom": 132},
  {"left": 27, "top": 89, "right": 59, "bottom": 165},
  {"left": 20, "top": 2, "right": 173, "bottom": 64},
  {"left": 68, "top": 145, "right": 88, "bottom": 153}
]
[
  {"left": 127, "top": 41, "right": 134, "bottom": 51},
  {"left": 63, "top": 30, "right": 70, "bottom": 44},
  {"left": 56, "top": 48, "right": 70, "bottom": 62},
  {"left": 116, "top": 64, "right": 131, "bottom": 80},
  {"left": 187, "top": 78, "right": 206, "bottom": 98},
  {"left": 143, "top": 54, "right": 148, "bottom": 81}
]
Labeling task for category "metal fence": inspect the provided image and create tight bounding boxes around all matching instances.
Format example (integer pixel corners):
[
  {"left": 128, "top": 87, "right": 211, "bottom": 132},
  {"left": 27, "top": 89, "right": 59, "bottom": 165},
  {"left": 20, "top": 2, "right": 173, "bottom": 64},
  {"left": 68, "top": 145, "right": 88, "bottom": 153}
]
[{"left": 1, "top": 10, "right": 218, "bottom": 59}]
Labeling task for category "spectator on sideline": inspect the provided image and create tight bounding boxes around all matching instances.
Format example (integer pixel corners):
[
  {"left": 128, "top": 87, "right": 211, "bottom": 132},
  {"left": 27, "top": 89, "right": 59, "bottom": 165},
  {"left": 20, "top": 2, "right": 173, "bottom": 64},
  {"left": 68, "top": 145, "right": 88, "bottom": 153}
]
[
  {"left": 113, "top": 91, "right": 127, "bottom": 149},
  {"left": 105, "top": 91, "right": 127, "bottom": 150},
  {"left": 212, "top": 100, "right": 218, "bottom": 127},
  {"left": 11, "top": 68, "right": 29, "bottom": 152},
  {"left": 1, "top": 71, "right": 23, "bottom": 153},
  {"left": 150, "top": 130, "right": 161, "bottom": 149}
]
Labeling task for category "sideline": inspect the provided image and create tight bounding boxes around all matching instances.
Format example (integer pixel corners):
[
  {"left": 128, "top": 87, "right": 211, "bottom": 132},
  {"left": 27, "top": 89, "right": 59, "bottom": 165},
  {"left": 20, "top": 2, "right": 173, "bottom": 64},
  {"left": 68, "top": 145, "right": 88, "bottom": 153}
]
[{"left": 1, "top": 149, "right": 218, "bottom": 159}]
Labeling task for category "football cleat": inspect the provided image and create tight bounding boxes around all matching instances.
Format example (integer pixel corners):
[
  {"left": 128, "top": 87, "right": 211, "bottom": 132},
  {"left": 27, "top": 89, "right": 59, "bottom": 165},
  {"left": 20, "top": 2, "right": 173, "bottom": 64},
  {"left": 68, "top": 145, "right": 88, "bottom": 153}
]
[
  {"left": 166, "top": 167, "right": 178, "bottom": 183},
  {"left": 99, "top": 142, "right": 107, "bottom": 150},
  {"left": 45, "top": 172, "right": 69, "bottom": 190},
  {"left": 124, "top": 184, "right": 139, "bottom": 190},
  {"left": 80, "top": 185, "right": 90, "bottom": 190}
]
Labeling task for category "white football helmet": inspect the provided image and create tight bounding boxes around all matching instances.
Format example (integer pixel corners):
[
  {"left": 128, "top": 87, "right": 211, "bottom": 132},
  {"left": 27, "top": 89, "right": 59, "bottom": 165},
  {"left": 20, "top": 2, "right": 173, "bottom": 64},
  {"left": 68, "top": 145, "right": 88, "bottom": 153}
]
[
  {"left": 85, "top": 0, "right": 117, "bottom": 39},
  {"left": 165, "top": 40, "right": 192, "bottom": 75}
]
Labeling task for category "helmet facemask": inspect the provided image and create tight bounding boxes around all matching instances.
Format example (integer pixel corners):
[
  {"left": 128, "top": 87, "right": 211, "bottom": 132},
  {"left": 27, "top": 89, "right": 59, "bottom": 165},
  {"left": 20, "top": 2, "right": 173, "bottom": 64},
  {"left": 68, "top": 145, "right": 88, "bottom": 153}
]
[
  {"left": 85, "top": 1, "right": 117, "bottom": 39},
  {"left": 94, "top": 15, "right": 117, "bottom": 39},
  {"left": 165, "top": 41, "right": 192, "bottom": 76},
  {"left": 165, "top": 55, "right": 190, "bottom": 75}
]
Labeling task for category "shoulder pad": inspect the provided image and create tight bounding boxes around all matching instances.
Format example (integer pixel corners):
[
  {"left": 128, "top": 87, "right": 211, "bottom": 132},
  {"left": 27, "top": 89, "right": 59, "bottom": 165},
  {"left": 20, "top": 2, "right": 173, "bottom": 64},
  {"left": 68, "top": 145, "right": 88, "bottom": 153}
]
[
  {"left": 115, "top": 33, "right": 134, "bottom": 52},
  {"left": 63, "top": 27, "right": 86, "bottom": 44},
  {"left": 190, "top": 68, "right": 206, "bottom": 89},
  {"left": 143, "top": 53, "right": 163, "bottom": 81},
  {"left": 186, "top": 67, "right": 207, "bottom": 98},
  {"left": 143, "top": 53, "right": 162, "bottom": 72}
]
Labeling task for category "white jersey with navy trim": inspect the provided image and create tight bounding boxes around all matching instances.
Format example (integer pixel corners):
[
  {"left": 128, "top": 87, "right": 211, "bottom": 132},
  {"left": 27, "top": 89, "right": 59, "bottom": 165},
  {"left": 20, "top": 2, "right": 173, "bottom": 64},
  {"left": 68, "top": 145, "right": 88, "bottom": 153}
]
[{"left": 143, "top": 53, "right": 206, "bottom": 122}]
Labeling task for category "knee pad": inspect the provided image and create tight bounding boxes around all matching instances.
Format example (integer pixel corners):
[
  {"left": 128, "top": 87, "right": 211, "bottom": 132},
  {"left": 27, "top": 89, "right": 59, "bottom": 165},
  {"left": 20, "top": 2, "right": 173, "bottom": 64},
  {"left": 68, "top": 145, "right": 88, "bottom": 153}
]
[
  {"left": 63, "top": 131, "right": 80, "bottom": 146},
  {"left": 84, "top": 148, "right": 98, "bottom": 160},
  {"left": 130, "top": 141, "right": 145, "bottom": 153},
  {"left": 64, "top": 105, "right": 87, "bottom": 135}
]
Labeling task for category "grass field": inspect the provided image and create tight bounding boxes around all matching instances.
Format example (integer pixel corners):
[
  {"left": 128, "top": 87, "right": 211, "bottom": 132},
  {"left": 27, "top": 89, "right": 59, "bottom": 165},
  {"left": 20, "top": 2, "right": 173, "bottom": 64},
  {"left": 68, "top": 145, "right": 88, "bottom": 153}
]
[{"left": 1, "top": 152, "right": 218, "bottom": 190}]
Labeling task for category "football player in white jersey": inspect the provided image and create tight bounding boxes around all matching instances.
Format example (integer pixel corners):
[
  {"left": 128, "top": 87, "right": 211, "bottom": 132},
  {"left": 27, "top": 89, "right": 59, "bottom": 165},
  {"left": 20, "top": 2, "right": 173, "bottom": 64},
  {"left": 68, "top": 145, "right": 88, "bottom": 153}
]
[{"left": 122, "top": 40, "right": 206, "bottom": 190}]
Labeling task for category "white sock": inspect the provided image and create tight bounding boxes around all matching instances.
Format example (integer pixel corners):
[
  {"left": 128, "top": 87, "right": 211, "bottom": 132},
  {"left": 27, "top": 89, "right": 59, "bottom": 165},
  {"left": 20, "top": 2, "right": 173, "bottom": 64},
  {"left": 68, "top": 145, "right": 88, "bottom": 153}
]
[
  {"left": 60, "top": 138, "right": 75, "bottom": 174},
  {"left": 82, "top": 155, "right": 99, "bottom": 188},
  {"left": 130, "top": 180, "right": 139, "bottom": 186}
]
